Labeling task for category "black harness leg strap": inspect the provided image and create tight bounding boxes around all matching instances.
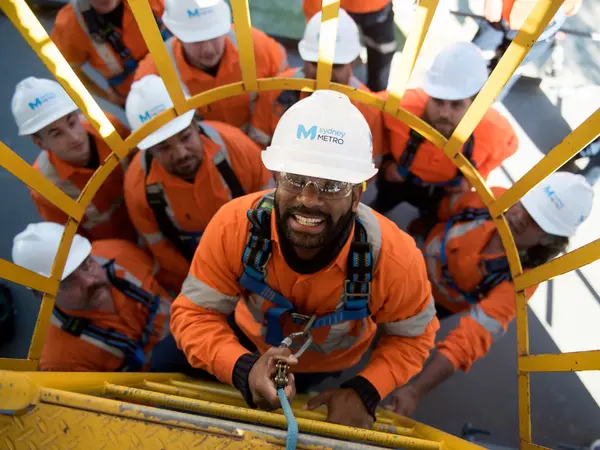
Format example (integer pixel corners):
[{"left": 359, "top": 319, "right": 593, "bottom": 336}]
[{"left": 214, "top": 158, "right": 246, "bottom": 199}]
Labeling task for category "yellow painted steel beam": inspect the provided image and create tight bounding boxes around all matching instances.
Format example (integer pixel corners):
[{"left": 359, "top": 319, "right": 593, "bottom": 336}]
[
  {"left": 515, "top": 238, "right": 600, "bottom": 291},
  {"left": 443, "top": 0, "right": 562, "bottom": 160},
  {"left": 384, "top": 0, "right": 439, "bottom": 115},
  {"left": 230, "top": 0, "right": 258, "bottom": 92},
  {"left": 0, "top": 141, "right": 85, "bottom": 221},
  {"left": 104, "top": 383, "right": 440, "bottom": 449},
  {"left": 0, "top": 358, "right": 38, "bottom": 371},
  {"left": 151, "top": 381, "right": 410, "bottom": 435},
  {"left": 124, "top": 107, "right": 178, "bottom": 150},
  {"left": 491, "top": 107, "right": 600, "bottom": 217},
  {"left": 0, "top": 259, "right": 58, "bottom": 294},
  {"left": 519, "top": 350, "right": 600, "bottom": 372},
  {"left": 521, "top": 442, "right": 551, "bottom": 450},
  {"left": 516, "top": 289, "right": 532, "bottom": 443},
  {"left": 187, "top": 82, "right": 246, "bottom": 110},
  {"left": 258, "top": 76, "right": 317, "bottom": 93},
  {"left": 128, "top": 0, "right": 188, "bottom": 114},
  {"left": 316, "top": 0, "right": 340, "bottom": 90},
  {"left": 3, "top": 0, "right": 128, "bottom": 159}
]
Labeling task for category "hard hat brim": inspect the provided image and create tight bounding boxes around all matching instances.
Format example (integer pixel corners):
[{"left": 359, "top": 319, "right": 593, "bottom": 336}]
[
  {"left": 298, "top": 40, "right": 359, "bottom": 66},
  {"left": 137, "top": 110, "right": 196, "bottom": 150},
  {"left": 162, "top": 2, "right": 231, "bottom": 44},
  {"left": 17, "top": 103, "right": 79, "bottom": 136},
  {"left": 62, "top": 235, "right": 93, "bottom": 280},
  {"left": 423, "top": 78, "right": 481, "bottom": 101},
  {"left": 262, "top": 146, "right": 378, "bottom": 184}
]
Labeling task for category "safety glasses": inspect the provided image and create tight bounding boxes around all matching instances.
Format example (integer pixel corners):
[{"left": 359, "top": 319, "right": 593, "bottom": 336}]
[{"left": 278, "top": 172, "right": 354, "bottom": 200}]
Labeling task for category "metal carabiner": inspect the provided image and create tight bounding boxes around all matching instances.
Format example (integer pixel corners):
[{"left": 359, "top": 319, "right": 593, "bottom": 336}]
[{"left": 273, "top": 315, "right": 316, "bottom": 390}]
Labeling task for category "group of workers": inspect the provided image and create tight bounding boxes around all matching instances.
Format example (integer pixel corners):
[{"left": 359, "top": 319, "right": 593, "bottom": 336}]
[{"left": 6, "top": 0, "right": 595, "bottom": 427}]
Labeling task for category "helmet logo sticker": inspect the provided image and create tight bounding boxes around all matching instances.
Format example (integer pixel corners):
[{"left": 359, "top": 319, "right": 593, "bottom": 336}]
[
  {"left": 187, "top": 8, "right": 211, "bottom": 18},
  {"left": 28, "top": 92, "right": 56, "bottom": 110},
  {"left": 139, "top": 104, "right": 167, "bottom": 123},
  {"left": 296, "top": 124, "right": 345, "bottom": 145},
  {"left": 544, "top": 185, "right": 565, "bottom": 210}
]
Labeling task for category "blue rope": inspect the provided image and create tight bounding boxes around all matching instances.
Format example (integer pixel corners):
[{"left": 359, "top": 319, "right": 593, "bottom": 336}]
[{"left": 278, "top": 388, "right": 298, "bottom": 450}]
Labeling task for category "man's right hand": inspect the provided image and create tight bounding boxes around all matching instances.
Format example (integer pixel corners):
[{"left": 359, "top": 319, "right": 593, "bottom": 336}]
[
  {"left": 248, "top": 347, "right": 298, "bottom": 410},
  {"left": 383, "top": 161, "right": 405, "bottom": 183}
]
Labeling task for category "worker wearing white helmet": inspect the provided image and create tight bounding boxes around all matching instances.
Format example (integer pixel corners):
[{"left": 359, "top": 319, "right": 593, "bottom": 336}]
[
  {"left": 11, "top": 222, "right": 172, "bottom": 372},
  {"left": 387, "top": 172, "right": 594, "bottom": 416},
  {"left": 50, "top": 0, "right": 169, "bottom": 107},
  {"left": 248, "top": 9, "right": 385, "bottom": 165},
  {"left": 167, "top": 90, "right": 438, "bottom": 428},
  {"left": 11, "top": 77, "right": 137, "bottom": 243},
  {"left": 123, "top": 75, "right": 273, "bottom": 292},
  {"left": 134, "top": 0, "right": 288, "bottom": 133},
  {"left": 373, "top": 42, "right": 518, "bottom": 234}
]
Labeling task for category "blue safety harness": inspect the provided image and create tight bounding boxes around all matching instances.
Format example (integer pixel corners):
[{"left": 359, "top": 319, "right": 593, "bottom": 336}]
[
  {"left": 439, "top": 208, "right": 512, "bottom": 304},
  {"left": 52, "top": 259, "right": 160, "bottom": 371},
  {"left": 238, "top": 193, "right": 373, "bottom": 346},
  {"left": 398, "top": 129, "right": 476, "bottom": 188}
]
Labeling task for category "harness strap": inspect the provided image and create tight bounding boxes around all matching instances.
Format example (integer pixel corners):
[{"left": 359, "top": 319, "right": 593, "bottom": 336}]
[
  {"left": 439, "top": 208, "right": 512, "bottom": 304},
  {"left": 143, "top": 123, "right": 244, "bottom": 261},
  {"left": 398, "top": 130, "right": 476, "bottom": 187},
  {"left": 238, "top": 193, "right": 371, "bottom": 346}
]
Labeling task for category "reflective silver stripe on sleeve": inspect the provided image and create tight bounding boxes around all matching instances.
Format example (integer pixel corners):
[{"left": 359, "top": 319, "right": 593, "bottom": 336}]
[
  {"left": 363, "top": 35, "right": 398, "bottom": 54},
  {"left": 37, "top": 152, "right": 82, "bottom": 200},
  {"left": 71, "top": 0, "right": 123, "bottom": 75},
  {"left": 380, "top": 296, "right": 436, "bottom": 337},
  {"left": 142, "top": 231, "right": 165, "bottom": 246},
  {"left": 247, "top": 124, "right": 272, "bottom": 147},
  {"left": 181, "top": 273, "right": 238, "bottom": 314},
  {"left": 468, "top": 305, "right": 505, "bottom": 340}
]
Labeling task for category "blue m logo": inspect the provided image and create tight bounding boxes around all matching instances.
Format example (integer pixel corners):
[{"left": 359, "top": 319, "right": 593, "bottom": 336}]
[
  {"left": 139, "top": 111, "right": 152, "bottom": 123},
  {"left": 28, "top": 98, "right": 43, "bottom": 110},
  {"left": 297, "top": 124, "right": 317, "bottom": 140},
  {"left": 187, "top": 8, "right": 200, "bottom": 18}
]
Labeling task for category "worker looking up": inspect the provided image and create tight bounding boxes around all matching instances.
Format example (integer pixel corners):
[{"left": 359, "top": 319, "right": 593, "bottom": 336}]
[
  {"left": 249, "top": 8, "right": 384, "bottom": 165},
  {"left": 303, "top": 0, "right": 396, "bottom": 92},
  {"left": 11, "top": 77, "right": 137, "bottom": 243},
  {"left": 134, "top": 0, "right": 288, "bottom": 133},
  {"left": 51, "top": 0, "right": 168, "bottom": 107},
  {"left": 372, "top": 42, "right": 518, "bottom": 231},
  {"left": 386, "top": 172, "right": 594, "bottom": 416},
  {"left": 12, "top": 222, "right": 172, "bottom": 372},
  {"left": 124, "top": 75, "right": 273, "bottom": 293},
  {"left": 169, "top": 90, "right": 438, "bottom": 429}
]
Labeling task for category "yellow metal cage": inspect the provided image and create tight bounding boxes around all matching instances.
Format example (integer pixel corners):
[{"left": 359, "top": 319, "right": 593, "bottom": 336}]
[{"left": 0, "top": 0, "right": 598, "bottom": 448}]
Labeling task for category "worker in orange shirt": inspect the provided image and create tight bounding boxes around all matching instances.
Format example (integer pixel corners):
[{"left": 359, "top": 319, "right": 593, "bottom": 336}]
[
  {"left": 303, "top": 0, "right": 396, "bottom": 92},
  {"left": 248, "top": 9, "right": 384, "bottom": 165},
  {"left": 11, "top": 77, "right": 137, "bottom": 243},
  {"left": 385, "top": 172, "right": 594, "bottom": 415},
  {"left": 12, "top": 222, "right": 173, "bottom": 372},
  {"left": 124, "top": 75, "right": 273, "bottom": 293},
  {"left": 134, "top": 0, "right": 288, "bottom": 134},
  {"left": 167, "top": 90, "right": 438, "bottom": 429},
  {"left": 51, "top": 0, "right": 170, "bottom": 107},
  {"left": 473, "top": 0, "right": 583, "bottom": 101},
  {"left": 372, "top": 42, "right": 518, "bottom": 231}
]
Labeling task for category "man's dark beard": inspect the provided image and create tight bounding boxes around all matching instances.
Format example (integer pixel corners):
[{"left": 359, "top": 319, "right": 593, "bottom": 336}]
[
  {"left": 275, "top": 201, "right": 355, "bottom": 274},
  {"left": 422, "top": 111, "right": 455, "bottom": 139}
]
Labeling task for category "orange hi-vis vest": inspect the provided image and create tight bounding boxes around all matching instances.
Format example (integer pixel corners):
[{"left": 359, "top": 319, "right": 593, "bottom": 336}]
[
  {"left": 303, "top": 0, "right": 391, "bottom": 18},
  {"left": 31, "top": 114, "right": 137, "bottom": 242},
  {"left": 171, "top": 190, "right": 438, "bottom": 400},
  {"left": 40, "top": 240, "right": 172, "bottom": 372},
  {"left": 424, "top": 187, "right": 537, "bottom": 371},
  {"left": 134, "top": 28, "right": 288, "bottom": 133},
  {"left": 383, "top": 89, "right": 518, "bottom": 185},
  {"left": 248, "top": 67, "right": 385, "bottom": 165},
  {"left": 124, "top": 121, "right": 274, "bottom": 292}
]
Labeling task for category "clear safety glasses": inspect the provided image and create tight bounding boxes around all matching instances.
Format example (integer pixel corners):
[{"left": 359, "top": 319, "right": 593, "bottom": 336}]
[{"left": 278, "top": 172, "right": 354, "bottom": 200}]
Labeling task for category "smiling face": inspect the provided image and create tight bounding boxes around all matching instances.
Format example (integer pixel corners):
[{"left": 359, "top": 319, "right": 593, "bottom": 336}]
[
  {"left": 57, "top": 256, "right": 113, "bottom": 311},
  {"left": 148, "top": 123, "right": 204, "bottom": 181},
  {"left": 32, "top": 112, "right": 91, "bottom": 166},
  {"left": 182, "top": 37, "right": 227, "bottom": 70},
  {"left": 423, "top": 96, "right": 474, "bottom": 139},
  {"left": 275, "top": 172, "right": 362, "bottom": 259}
]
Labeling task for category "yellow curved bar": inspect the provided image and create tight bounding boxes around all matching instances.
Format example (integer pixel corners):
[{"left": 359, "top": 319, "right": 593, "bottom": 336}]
[
  {"left": 316, "top": 0, "right": 340, "bottom": 90},
  {"left": 230, "top": 0, "right": 259, "bottom": 92}
]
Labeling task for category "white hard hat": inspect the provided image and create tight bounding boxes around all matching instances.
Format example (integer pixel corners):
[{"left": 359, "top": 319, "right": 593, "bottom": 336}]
[
  {"left": 262, "top": 90, "right": 377, "bottom": 184},
  {"left": 163, "top": 0, "right": 231, "bottom": 43},
  {"left": 12, "top": 222, "right": 92, "bottom": 281},
  {"left": 298, "top": 8, "right": 361, "bottom": 65},
  {"left": 11, "top": 77, "right": 78, "bottom": 136},
  {"left": 125, "top": 75, "right": 195, "bottom": 150},
  {"left": 423, "top": 42, "right": 489, "bottom": 101},
  {"left": 521, "top": 172, "right": 594, "bottom": 237}
]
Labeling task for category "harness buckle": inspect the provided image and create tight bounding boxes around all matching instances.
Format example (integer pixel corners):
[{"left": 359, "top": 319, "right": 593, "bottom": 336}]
[
  {"left": 61, "top": 316, "right": 90, "bottom": 337},
  {"left": 290, "top": 312, "right": 311, "bottom": 325},
  {"left": 344, "top": 280, "right": 371, "bottom": 297}
]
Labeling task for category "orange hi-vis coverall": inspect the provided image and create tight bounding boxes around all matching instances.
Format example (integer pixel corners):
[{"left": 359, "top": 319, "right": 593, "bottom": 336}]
[
  {"left": 303, "top": 0, "right": 390, "bottom": 18},
  {"left": 424, "top": 187, "right": 537, "bottom": 371},
  {"left": 124, "top": 121, "right": 274, "bottom": 292},
  {"left": 31, "top": 114, "right": 137, "bottom": 243},
  {"left": 51, "top": 0, "right": 166, "bottom": 97},
  {"left": 248, "top": 67, "right": 385, "bottom": 164},
  {"left": 134, "top": 28, "right": 288, "bottom": 132},
  {"left": 171, "top": 190, "right": 439, "bottom": 404},
  {"left": 41, "top": 239, "right": 172, "bottom": 372},
  {"left": 383, "top": 88, "right": 518, "bottom": 184}
]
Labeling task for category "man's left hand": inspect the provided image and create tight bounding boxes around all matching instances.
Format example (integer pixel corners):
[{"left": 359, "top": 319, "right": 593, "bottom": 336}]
[{"left": 304, "top": 389, "right": 374, "bottom": 429}]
